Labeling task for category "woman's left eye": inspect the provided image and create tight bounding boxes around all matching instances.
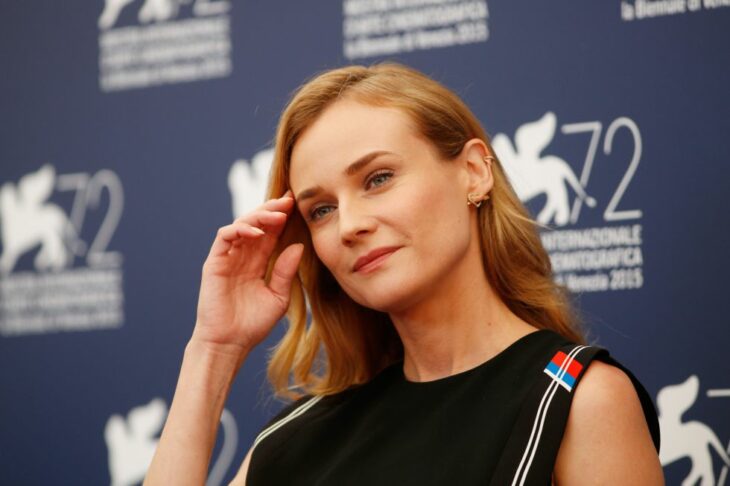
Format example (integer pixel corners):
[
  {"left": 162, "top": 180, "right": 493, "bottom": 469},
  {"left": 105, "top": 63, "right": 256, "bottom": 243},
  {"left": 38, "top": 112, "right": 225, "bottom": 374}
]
[{"left": 365, "top": 170, "right": 393, "bottom": 190}]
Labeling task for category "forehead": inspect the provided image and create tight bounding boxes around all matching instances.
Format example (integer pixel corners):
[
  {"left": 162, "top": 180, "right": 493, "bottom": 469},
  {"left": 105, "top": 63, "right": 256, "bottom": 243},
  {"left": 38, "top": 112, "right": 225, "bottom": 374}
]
[{"left": 289, "top": 100, "right": 421, "bottom": 189}]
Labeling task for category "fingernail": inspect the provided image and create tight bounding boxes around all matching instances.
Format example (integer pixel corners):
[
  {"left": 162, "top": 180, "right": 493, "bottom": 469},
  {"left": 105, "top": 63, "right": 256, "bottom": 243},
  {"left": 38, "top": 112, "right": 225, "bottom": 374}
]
[
  {"left": 252, "top": 227, "right": 265, "bottom": 235},
  {"left": 282, "top": 189, "right": 293, "bottom": 198}
]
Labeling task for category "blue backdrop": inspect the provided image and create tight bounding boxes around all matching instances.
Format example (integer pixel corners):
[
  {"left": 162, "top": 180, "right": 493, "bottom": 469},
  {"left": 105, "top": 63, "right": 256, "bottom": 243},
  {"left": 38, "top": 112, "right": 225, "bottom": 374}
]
[{"left": 1, "top": 1, "right": 728, "bottom": 484}]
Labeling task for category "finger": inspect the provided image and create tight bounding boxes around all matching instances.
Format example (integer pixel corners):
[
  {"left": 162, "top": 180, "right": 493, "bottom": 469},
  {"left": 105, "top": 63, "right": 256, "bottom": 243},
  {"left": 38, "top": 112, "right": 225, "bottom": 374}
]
[
  {"left": 230, "top": 194, "right": 293, "bottom": 224},
  {"left": 219, "top": 222, "right": 266, "bottom": 242},
  {"left": 255, "top": 193, "right": 295, "bottom": 214},
  {"left": 207, "top": 223, "right": 265, "bottom": 258},
  {"left": 234, "top": 210, "right": 288, "bottom": 228},
  {"left": 268, "top": 243, "right": 304, "bottom": 302},
  {"left": 227, "top": 209, "right": 294, "bottom": 272}
]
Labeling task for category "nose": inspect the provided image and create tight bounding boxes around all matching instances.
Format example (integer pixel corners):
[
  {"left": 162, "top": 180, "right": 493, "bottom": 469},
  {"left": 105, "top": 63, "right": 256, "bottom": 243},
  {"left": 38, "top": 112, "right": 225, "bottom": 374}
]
[{"left": 338, "top": 199, "right": 376, "bottom": 246}]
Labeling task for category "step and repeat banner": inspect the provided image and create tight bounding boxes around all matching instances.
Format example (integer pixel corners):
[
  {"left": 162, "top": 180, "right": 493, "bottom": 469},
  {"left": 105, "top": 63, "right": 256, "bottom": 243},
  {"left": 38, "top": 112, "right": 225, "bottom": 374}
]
[{"left": 1, "top": 1, "right": 728, "bottom": 484}]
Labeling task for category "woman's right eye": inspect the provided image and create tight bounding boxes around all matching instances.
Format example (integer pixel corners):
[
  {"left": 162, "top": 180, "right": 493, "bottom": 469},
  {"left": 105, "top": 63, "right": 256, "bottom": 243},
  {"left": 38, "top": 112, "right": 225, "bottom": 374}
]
[{"left": 310, "top": 205, "right": 335, "bottom": 221}]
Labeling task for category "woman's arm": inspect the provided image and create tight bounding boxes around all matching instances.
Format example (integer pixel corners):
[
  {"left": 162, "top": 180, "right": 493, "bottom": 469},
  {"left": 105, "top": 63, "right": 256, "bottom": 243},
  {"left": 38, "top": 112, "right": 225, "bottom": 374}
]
[
  {"left": 553, "top": 361, "right": 664, "bottom": 485},
  {"left": 144, "top": 192, "right": 303, "bottom": 485},
  {"left": 144, "top": 339, "right": 246, "bottom": 485}
]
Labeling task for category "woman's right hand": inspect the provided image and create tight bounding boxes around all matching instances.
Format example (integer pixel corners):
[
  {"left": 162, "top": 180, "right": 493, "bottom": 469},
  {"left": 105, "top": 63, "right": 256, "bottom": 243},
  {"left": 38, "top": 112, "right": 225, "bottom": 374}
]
[
  {"left": 191, "top": 191, "right": 304, "bottom": 358},
  {"left": 146, "top": 194, "right": 303, "bottom": 485}
]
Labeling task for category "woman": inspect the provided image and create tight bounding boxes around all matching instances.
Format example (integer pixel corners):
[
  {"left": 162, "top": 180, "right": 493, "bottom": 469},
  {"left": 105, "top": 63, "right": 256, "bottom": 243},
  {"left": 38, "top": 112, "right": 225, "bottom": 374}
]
[{"left": 145, "top": 63, "right": 663, "bottom": 485}]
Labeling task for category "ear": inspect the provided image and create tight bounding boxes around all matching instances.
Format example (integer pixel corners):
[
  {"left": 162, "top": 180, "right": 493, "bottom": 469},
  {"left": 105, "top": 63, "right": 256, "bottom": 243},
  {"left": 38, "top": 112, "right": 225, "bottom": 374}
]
[{"left": 460, "top": 138, "right": 494, "bottom": 199}]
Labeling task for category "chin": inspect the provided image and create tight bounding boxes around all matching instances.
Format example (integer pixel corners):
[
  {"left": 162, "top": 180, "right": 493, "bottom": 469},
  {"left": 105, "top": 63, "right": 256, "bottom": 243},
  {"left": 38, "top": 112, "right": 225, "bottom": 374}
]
[{"left": 344, "top": 280, "right": 421, "bottom": 314}]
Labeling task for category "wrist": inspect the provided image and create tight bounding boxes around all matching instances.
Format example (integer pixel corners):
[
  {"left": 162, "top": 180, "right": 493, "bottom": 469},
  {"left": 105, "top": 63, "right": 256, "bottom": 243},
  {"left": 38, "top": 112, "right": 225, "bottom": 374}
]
[{"left": 184, "top": 336, "right": 250, "bottom": 378}]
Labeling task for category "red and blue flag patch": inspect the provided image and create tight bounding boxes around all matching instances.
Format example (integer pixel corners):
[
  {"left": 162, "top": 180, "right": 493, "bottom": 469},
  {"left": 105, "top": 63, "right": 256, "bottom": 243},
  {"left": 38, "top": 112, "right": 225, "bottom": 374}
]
[{"left": 543, "top": 350, "right": 583, "bottom": 392}]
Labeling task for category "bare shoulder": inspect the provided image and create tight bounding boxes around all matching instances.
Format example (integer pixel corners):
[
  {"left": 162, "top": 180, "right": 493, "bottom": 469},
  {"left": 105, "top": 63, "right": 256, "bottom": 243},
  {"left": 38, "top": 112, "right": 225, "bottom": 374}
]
[
  {"left": 553, "top": 361, "right": 664, "bottom": 485},
  {"left": 571, "top": 360, "right": 638, "bottom": 413}
]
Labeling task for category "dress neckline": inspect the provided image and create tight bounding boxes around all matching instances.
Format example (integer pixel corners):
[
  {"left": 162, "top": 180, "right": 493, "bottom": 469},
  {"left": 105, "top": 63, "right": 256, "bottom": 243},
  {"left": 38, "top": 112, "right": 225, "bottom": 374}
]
[{"left": 395, "top": 329, "right": 553, "bottom": 386}]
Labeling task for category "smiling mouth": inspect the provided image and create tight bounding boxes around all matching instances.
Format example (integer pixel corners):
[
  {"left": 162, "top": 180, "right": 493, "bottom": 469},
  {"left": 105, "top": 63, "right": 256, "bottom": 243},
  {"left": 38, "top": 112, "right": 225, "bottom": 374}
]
[{"left": 353, "top": 247, "right": 401, "bottom": 274}]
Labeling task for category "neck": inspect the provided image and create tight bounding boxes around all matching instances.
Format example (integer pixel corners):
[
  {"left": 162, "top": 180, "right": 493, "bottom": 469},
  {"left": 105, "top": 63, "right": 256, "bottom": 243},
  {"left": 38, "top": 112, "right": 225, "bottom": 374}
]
[{"left": 388, "top": 245, "right": 536, "bottom": 383}]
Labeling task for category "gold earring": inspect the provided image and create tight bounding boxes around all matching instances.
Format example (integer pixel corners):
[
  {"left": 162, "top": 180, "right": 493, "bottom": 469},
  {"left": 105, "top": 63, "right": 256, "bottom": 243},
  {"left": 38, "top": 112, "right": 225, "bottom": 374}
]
[
  {"left": 467, "top": 156, "right": 494, "bottom": 208},
  {"left": 467, "top": 193, "right": 484, "bottom": 208}
]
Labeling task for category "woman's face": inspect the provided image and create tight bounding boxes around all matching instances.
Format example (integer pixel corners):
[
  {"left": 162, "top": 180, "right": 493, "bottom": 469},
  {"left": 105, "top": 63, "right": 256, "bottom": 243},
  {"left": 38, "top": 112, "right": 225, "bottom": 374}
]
[{"left": 289, "top": 99, "right": 480, "bottom": 313}]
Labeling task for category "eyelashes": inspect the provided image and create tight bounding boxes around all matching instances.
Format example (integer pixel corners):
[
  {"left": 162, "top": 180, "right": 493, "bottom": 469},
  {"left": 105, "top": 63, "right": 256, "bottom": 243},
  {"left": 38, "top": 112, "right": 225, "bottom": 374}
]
[
  {"left": 307, "top": 169, "right": 395, "bottom": 222},
  {"left": 365, "top": 170, "right": 393, "bottom": 190},
  {"left": 309, "top": 205, "right": 334, "bottom": 221}
]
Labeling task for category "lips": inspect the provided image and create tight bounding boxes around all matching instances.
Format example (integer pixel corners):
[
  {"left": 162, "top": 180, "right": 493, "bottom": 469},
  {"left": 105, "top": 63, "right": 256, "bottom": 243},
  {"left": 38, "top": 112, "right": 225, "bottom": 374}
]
[{"left": 353, "top": 246, "right": 401, "bottom": 273}]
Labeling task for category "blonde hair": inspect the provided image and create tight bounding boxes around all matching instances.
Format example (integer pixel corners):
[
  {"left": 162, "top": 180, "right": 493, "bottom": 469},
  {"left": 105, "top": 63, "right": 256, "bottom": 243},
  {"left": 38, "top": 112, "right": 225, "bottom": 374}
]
[{"left": 265, "top": 63, "right": 583, "bottom": 399}]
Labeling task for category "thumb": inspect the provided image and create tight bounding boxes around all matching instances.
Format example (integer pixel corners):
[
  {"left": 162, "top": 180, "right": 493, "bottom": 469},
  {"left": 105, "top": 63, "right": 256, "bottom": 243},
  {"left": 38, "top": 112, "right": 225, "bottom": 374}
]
[{"left": 268, "top": 243, "right": 304, "bottom": 302}]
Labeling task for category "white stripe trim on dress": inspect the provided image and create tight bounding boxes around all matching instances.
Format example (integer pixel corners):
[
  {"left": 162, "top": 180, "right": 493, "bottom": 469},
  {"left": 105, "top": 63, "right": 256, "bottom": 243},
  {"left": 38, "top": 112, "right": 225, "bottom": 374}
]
[
  {"left": 251, "top": 395, "right": 324, "bottom": 453},
  {"left": 513, "top": 345, "right": 586, "bottom": 484},
  {"left": 511, "top": 345, "right": 589, "bottom": 486},
  {"left": 519, "top": 346, "right": 589, "bottom": 486}
]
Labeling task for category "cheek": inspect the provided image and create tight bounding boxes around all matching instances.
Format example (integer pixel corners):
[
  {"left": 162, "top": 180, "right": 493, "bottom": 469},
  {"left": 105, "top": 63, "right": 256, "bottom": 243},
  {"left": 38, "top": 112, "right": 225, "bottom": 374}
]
[
  {"left": 407, "top": 176, "right": 469, "bottom": 241},
  {"left": 311, "top": 229, "right": 340, "bottom": 270}
]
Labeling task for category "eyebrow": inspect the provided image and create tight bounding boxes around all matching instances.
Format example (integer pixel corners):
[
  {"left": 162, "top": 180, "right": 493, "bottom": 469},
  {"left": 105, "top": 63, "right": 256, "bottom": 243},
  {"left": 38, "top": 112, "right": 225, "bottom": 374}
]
[{"left": 295, "top": 150, "right": 395, "bottom": 202}]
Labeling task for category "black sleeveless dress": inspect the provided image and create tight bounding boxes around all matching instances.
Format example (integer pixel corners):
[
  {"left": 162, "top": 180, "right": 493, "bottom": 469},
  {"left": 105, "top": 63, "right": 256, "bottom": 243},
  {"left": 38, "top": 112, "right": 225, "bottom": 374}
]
[{"left": 247, "top": 330, "right": 660, "bottom": 485}]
